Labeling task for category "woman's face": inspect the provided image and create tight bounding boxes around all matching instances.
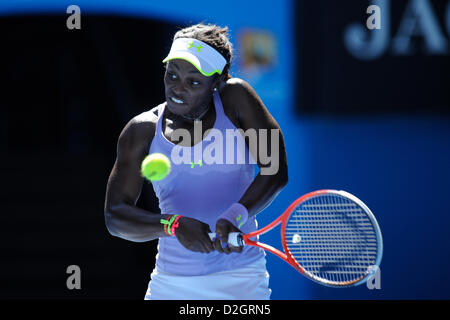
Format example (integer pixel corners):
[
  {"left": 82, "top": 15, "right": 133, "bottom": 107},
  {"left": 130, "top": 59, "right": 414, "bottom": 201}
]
[{"left": 164, "top": 59, "right": 219, "bottom": 118}]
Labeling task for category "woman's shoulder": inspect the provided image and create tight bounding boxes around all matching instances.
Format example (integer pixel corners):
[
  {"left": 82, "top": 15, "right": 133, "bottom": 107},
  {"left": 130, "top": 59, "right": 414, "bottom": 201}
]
[
  {"left": 222, "top": 77, "right": 252, "bottom": 94},
  {"left": 125, "top": 107, "right": 158, "bottom": 133},
  {"left": 221, "top": 77, "right": 259, "bottom": 107},
  {"left": 133, "top": 104, "right": 163, "bottom": 125},
  {"left": 118, "top": 104, "right": 164, "bottom": 152},
  {"left": 220, "top": 77, "right": 258, "bottom": 126}
]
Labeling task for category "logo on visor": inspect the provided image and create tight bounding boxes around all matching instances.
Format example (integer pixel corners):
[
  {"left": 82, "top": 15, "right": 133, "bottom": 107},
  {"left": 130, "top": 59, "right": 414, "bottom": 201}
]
[{"left": 188, "top": 41, "right": 203, "bottom": 53}]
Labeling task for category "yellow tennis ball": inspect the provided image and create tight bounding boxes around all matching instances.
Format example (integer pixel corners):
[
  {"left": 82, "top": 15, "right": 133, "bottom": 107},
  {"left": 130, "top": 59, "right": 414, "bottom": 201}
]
[{"left": 141, "top": 153, "right": 171, "bottom": 181}]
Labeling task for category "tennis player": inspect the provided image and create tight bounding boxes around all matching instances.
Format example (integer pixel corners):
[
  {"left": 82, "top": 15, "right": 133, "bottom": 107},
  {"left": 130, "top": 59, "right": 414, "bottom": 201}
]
[{"left": 104, "top": 23, "right": 288, "bottom": 300}]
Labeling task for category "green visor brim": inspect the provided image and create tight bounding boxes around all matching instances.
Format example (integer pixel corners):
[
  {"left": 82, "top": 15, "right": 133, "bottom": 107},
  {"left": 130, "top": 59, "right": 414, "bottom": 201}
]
[{"left": 162, "top": 57, "right": 222, "bottom": 77}]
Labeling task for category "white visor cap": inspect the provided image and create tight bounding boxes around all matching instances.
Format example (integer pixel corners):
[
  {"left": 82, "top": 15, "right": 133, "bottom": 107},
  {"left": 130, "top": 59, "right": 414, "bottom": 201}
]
[{"left": 162, "top": 38, "right": 227, "bottom": 77}]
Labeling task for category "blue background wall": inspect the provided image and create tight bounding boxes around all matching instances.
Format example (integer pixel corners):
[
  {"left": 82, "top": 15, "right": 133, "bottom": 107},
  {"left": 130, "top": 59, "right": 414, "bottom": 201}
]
[{"left": 1, "top": 0, "right": 449, "bottom": 299}]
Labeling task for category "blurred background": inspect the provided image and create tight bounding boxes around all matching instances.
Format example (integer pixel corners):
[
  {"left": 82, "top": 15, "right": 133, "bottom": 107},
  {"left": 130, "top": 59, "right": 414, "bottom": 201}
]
[{"left": 0, "top": 0, "right": 449, "bottom": 299}]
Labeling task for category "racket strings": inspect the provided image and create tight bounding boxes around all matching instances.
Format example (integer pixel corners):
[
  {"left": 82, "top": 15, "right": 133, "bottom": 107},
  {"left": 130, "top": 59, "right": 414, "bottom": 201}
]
[{"left": 285, "top": 194, "right": 378, "bottom": 285}]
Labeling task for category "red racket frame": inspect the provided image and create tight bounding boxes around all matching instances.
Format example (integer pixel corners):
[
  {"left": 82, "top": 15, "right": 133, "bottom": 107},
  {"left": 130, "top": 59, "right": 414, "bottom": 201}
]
[
  {"left": 206, "top": 189, "right": 383, "bottom": 287},
  {"left": 243, "top": 190, "right": 332, "bottom": 275},
  {"left": 243, "top": 189, "right": 377, "bottom": 286}
]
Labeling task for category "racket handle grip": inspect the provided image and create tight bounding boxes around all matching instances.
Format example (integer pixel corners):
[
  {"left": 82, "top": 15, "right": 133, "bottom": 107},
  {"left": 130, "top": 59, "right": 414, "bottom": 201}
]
[{"left": 208, "top": 232, "right": 244, "bottom": 247}]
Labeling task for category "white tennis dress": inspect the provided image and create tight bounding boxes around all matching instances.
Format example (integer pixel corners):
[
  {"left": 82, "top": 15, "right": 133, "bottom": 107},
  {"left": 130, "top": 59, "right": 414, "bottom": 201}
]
[{"left": 145, "top": 258, "right": 271, "bottom": 300}]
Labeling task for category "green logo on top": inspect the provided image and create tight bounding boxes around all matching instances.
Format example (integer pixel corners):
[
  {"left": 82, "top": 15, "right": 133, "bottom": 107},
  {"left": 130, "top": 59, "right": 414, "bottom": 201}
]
[{"left": 190, "top": 160, "right": 203, "bottom": 168}]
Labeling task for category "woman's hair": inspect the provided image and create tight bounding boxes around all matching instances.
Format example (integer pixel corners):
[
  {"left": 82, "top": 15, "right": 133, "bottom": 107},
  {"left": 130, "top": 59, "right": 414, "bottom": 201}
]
[{"left": 173, "top": 23, "right": 233, "bottom": 79}]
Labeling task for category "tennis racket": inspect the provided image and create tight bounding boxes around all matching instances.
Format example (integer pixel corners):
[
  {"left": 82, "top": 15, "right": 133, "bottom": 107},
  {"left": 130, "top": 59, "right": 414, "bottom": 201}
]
[{"left": 209, "top": 190, "right": 383, "bottom": 287}]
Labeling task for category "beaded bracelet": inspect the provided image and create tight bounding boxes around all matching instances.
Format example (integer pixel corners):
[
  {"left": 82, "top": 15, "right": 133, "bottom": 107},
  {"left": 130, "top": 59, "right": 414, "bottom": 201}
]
[
  {"left": 160, "top": 214, "right": 182, "bottom": 236},
  {"left": 170, "top": 215, "right": 182, "bottom": 236}
]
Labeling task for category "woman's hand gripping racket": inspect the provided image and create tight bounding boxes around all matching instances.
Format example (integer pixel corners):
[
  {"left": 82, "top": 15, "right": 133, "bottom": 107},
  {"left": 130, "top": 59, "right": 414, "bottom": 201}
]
[{"left": 209, "top": 190, "right": 383, "bottom": 287}]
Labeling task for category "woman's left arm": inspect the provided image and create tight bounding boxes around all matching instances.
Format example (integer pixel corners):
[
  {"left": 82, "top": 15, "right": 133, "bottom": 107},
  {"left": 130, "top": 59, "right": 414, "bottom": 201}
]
[
  {"left": 232, "top": 79, "right": 288, "bottom": 216},
  {"left": 213, "top": 79, "right": 288, "bottom": 253}
]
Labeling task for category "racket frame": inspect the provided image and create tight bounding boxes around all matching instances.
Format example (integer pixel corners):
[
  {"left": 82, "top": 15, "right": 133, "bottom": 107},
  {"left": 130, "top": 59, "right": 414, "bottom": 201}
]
[{"left": 243, "top": 189, "right": 383, "bottom": 287}]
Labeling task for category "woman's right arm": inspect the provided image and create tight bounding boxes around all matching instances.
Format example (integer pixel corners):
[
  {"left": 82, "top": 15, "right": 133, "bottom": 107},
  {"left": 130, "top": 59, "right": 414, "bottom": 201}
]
[
  {"left": 104, "top": 115, "right": 167, "bottom": 242},
  {"left": 104, "top": 113, "right": 215, "bottom": 253}
]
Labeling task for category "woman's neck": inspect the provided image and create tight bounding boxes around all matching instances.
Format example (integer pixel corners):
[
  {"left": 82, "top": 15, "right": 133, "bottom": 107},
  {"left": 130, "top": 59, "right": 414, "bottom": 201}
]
[{"left": 181, "top": 104, "right": 210, "bottom": 122}]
